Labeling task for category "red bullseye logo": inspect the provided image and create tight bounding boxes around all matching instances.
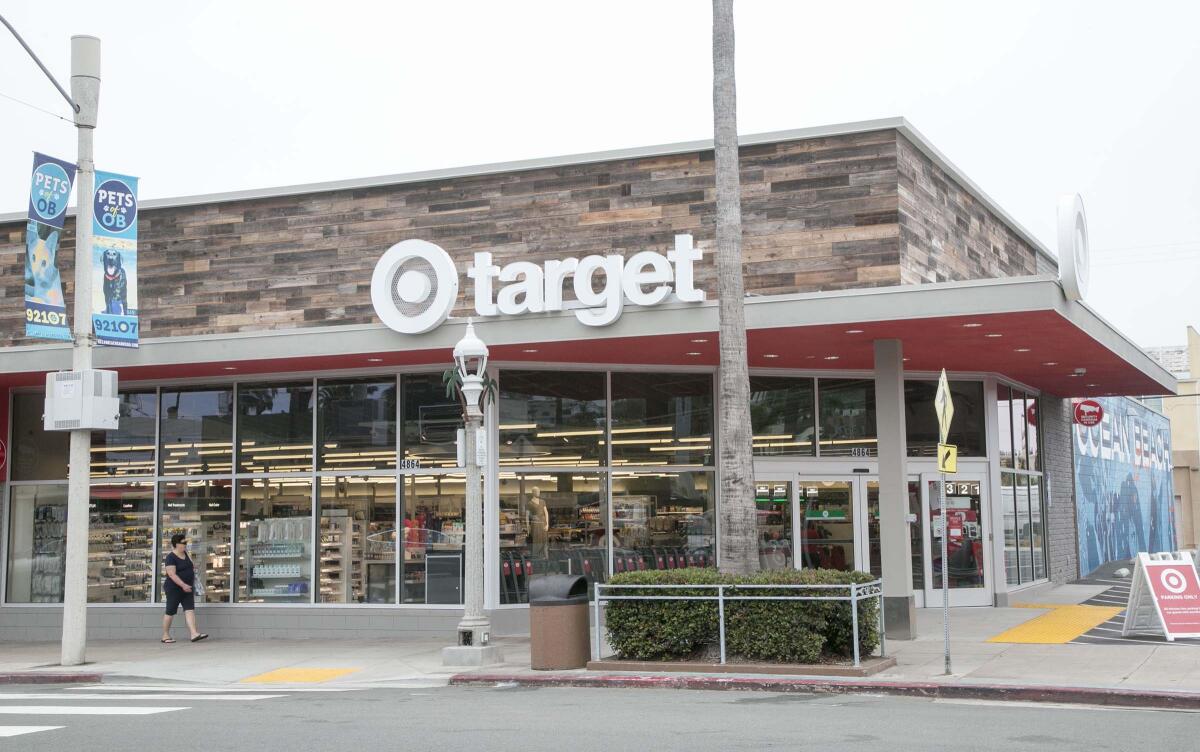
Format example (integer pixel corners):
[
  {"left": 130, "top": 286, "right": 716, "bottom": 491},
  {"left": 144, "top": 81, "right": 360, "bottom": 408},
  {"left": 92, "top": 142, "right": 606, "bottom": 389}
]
[{"left": 1161, "top": 568, "right": 1188, "bottom": 595}]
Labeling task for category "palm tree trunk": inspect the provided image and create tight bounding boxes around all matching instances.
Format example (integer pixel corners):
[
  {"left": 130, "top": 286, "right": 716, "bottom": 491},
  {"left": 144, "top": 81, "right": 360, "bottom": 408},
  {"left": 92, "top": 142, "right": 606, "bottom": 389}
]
[{"left": 712, "top": 0, "right": 757, "bottom": 574}]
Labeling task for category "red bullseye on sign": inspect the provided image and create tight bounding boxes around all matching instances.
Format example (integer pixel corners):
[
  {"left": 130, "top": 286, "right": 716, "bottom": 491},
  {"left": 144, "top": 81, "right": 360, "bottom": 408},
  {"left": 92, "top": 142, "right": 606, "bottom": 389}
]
[
  {"left": 1074, "top": 399, "right": 1103, "bottom": 427},
  {"left": 1161, "top": 569, "right": 1189, "bottom": 594}
]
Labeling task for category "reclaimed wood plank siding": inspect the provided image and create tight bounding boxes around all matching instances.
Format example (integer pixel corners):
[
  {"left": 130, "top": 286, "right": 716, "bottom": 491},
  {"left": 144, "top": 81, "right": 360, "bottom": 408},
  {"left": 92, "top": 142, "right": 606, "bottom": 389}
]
[
  {"left": 1, "top": 129, "right": 1048, "bottom": 347},
  {"left": 896, "top": 134, "right": 1051, "bottom": 284}
]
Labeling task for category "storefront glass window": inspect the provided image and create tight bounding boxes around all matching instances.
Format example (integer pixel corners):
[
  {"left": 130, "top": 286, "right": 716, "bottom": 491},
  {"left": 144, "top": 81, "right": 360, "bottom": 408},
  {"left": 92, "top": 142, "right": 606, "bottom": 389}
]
[
  {"left": 10, "top": 392, "right": 68, "bottom": 481},
  {"left": 159, "top": 388, "right": 234, "bottom": 475},
  {"left": 997, "top": 385, "right": 1015, "bottom": 469},
  {"left": 498, "top": 371, "right": 605, "bottom": 468},
  {"left": 1010, "top": 390, "right": 1029, "bottom": 470},
  {"left": 399, "top": 473, "right": 465, "bottom": 604},
  {"left": 91, "top": 392, "right": 157, "bottom": 478},
  {"left": 1025, "top": 397, "right": 1040, "bottom": 473},
  {"left": 317, "top": 379, "right": 397, "bottom": 472},
  {"left": 1001, "top": 473, "right": 1020, "bottom": 586},
  {"left": 237, "top": 477, "right": 313, "bottom": 603},
  {"left": 904, "top": 380, "right": 985, "bottom": 457},
  {"left": 755, "top": 480, "right": 793, "bottom": 570},
  {"left": 237, "top": 383, "right": 315, "bottom": 473},
  {"left": 5, "top": 485, "right": 68, "bottom": 603},
  {"left": 158, "top": 480, "right": 233, "bottom": 603},
  {"left": 817, "top": 379, "right": 877, "bottom": 457},
  {"left": 317, "top": 476, "right": 397, "bottom": 603},
  {"left": 1031, "top": 477, "right": 1046, "bottom": 580},
  {"left": 749, "top": 377, "right": 815, "bottom": 457},
  {"left": 1015, "top": 475, "right": 1033, "bottom": 583},
  {"left": 498, "top": 472, "right": 604, "bottom": 603},
  {"left": 88, "top": 482, "right": 154, "bottom": 603},
  {"left": 610, "top": 373, "right": 713, "bottom": 466},
  {"left": 401, "top": 374, "right": 462, "bottom": 469},
  {"left": 609, "top": 472, "right": 714, "bottom": 569}
]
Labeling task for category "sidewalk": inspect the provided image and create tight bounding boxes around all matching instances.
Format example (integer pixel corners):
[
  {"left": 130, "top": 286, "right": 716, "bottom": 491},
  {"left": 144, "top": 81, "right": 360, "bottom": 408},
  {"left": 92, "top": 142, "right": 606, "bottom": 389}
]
[{"left": 0, "top": 584, "right": 1197, "bottom": 705}]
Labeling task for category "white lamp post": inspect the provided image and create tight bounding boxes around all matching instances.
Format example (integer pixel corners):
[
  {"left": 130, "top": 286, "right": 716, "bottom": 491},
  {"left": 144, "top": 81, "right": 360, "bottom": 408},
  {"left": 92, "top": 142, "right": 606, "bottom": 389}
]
[{"left": 442, "top": 321, "right": 502, "bottom": 666}]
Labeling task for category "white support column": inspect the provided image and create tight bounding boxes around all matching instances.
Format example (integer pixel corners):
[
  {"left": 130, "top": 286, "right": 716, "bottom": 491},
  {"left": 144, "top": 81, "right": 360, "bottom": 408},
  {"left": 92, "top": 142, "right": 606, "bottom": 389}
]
[{"left": 873, "top": 339, "right": 917, "bottom": 639}]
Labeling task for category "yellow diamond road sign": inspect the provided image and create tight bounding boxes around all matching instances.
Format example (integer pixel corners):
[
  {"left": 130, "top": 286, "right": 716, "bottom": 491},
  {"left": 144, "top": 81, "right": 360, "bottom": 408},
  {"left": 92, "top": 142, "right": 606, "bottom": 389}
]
[
  {"left": 938, "top": 443, "right": 958, "bottom": 474},
  {"left": 934, "top": 368, "right": 954, "bottom": 445}
]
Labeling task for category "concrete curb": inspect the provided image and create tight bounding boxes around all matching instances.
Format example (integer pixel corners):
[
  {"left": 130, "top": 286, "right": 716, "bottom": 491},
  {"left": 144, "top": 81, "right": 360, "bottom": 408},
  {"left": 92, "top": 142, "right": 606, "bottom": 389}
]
[
  {"left": 0, "top": 672, "right": 104, "bottom": 685},
  {"left": 449, "top": 672, "right": 1200, "bottom": 710}
]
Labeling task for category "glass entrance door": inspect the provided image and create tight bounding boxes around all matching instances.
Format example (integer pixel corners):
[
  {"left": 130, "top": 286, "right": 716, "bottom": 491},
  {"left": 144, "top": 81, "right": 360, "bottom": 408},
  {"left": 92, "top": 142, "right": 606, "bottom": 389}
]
[
  {"left": 796, "top": 478, "right": 860, "bottom": 571},
  {"left": 921, "top": 472, "right": 990, "bottom": 607},
  {"left": 753, "top": 477, "right": 794, "bottom": 570}
]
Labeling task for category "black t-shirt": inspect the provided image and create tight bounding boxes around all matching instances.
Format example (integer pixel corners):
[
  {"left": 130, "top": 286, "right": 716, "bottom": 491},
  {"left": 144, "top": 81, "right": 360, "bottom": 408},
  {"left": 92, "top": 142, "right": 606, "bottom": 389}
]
[{"left": 164, "top": 551, "right": 195, "bottom": 593}]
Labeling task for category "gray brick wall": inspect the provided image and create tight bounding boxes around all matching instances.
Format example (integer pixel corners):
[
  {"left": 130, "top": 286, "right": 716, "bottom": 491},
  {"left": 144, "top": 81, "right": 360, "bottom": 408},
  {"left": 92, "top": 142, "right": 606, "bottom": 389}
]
[{"left": 1041, "top": 395, "right": 1079, "bottom": 583}]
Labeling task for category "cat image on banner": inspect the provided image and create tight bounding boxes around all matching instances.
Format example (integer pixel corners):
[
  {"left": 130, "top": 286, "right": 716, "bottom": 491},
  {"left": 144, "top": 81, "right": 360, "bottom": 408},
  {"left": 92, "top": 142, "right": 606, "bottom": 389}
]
[{"left": 91, "top": 170, "right": 139, "bottom": 348}]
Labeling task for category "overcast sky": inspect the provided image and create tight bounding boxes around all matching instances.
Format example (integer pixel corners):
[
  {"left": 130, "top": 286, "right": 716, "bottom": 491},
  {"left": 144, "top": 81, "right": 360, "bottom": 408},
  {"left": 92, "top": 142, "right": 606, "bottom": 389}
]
[{"left": 3, "top": 1, "right": 1197, "bottom": 348}]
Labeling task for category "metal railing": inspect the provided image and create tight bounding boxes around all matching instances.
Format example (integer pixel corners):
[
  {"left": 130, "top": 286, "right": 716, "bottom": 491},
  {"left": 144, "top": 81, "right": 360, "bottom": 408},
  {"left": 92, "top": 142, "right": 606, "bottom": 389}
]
[{"left": 592, "top": 580, "right": 885, "bottom": 667}]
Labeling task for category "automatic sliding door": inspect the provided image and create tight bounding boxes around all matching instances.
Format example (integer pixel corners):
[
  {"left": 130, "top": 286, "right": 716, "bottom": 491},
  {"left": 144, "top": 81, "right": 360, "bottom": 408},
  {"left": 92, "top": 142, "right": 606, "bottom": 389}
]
[{"left": 797, "top": 480, "right": 854, "bottom": 571}]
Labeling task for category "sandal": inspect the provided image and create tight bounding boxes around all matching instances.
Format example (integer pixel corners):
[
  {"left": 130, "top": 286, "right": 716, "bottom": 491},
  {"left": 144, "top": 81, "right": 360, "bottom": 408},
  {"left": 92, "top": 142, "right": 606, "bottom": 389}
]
[
  {"left": 161, "top": 638, "right": 176, "bottom": 644},
  {"left": 190, "top": 633, "right": 209, "bottom": 643}
]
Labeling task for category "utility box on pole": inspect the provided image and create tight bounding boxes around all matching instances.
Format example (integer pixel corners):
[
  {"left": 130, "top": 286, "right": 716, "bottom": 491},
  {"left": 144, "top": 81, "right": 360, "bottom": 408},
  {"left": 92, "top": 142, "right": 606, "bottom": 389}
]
[{"left": 44, "top": 369, "right": 119, "bottom": 431}]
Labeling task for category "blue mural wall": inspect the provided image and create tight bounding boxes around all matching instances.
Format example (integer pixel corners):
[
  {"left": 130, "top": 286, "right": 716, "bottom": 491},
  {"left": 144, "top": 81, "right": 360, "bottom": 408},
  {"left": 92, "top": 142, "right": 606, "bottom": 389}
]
[{"left": 1074, "top": 396, "right": 1175, "bottom": 577}]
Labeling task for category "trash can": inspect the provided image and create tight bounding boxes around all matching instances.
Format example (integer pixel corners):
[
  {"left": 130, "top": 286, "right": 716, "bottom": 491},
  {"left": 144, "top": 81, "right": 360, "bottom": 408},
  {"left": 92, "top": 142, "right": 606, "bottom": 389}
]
[{"left": 529, "top": 574, "right": 591, "bottom": 670}]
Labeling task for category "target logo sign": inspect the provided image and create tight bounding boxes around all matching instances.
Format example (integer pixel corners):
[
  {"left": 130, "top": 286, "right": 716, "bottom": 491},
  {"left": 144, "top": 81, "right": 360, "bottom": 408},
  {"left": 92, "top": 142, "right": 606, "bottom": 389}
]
[
  {"left": 1160, "top": 568, "right": 1189, "bottom": 595},
  {"left": 370, "top": 240, "right": 460, "bottom": 334}
]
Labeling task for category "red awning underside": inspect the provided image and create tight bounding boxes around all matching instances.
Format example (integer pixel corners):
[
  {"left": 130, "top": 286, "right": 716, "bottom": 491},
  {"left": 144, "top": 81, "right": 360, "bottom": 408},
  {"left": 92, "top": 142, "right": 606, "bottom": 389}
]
[{"left": 0, "top": 310, "right": 1165, "bottom": 397}]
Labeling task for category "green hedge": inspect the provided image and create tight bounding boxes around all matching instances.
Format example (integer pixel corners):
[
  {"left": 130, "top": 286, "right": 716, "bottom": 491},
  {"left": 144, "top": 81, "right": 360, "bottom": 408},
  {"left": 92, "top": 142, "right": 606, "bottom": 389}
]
[{"left": 604, "top": 568, "right": 880, "bottom": 664}]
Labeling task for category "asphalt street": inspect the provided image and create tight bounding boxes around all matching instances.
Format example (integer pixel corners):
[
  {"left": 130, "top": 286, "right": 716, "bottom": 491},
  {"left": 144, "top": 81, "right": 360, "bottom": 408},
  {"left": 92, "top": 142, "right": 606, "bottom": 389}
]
[{"left": 0, "top": 683, "right": 1193, "bottom": 751}]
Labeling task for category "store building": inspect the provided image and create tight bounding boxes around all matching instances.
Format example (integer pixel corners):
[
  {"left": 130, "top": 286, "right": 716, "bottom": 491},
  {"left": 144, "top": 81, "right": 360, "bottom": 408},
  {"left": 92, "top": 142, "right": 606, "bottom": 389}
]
[
  {"left": 1147, "top": 327, "right": 1199, "bottom": 549},
  {"left": 0, "top": 118, "right": 1176, "bottom": 641}
]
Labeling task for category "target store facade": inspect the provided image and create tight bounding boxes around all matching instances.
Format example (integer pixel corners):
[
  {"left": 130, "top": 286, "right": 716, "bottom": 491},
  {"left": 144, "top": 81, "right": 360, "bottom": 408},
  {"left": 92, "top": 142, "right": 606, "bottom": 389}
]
[{"left": 0, "top": 118, "right": 1176, "bottom": 640}]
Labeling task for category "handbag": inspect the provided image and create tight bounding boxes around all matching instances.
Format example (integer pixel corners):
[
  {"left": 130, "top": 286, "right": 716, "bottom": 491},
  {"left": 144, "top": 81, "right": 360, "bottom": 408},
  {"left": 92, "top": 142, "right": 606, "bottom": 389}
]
[{"left": 193, "top": 573, "right": 205, "bottom": 599}]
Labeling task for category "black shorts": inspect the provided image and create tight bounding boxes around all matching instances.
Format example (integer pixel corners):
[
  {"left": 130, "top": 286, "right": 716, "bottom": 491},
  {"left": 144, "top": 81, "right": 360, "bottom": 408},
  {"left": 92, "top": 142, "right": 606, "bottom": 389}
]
[{"left": 165, "top": 587, "right": 195, "bottom": 615}]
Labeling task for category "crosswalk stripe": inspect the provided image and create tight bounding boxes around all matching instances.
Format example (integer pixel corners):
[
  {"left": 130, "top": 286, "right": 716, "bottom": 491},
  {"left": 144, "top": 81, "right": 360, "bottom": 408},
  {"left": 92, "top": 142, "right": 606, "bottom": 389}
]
[
  {"left": 0, "top": 693, "right": 282, "bottom": 701},
  {"left": 0, "top": 706, "right": 187, "bottom": 715},
  {"left": 0, "top": 726, "right": 62, "bottom": 737}
]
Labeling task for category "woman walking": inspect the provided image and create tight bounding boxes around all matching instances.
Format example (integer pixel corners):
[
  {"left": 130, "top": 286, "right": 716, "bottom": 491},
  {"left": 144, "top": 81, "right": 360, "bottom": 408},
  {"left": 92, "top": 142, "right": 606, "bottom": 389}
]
[{"left": 161, "top": 532, "right": 208, "bottom": 644}]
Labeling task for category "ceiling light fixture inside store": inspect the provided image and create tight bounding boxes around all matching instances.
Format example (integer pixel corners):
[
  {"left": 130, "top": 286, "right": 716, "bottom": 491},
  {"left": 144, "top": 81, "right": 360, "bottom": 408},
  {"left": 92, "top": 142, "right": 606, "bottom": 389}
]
[
  {"left": 691, "top": 338, "right": 709, "bottom": 343},
  {"left": 1014, "top": 348, "right": 1031, "bottom": 352},
  {"left": 763, "top": 354, "right": 779, "bottom": 359},
  {"left": 845, "top": 329, "right": 864, "bottom": 334},
  {"left": 985, "top": 333, "right": 1002, "bottom": 338}
]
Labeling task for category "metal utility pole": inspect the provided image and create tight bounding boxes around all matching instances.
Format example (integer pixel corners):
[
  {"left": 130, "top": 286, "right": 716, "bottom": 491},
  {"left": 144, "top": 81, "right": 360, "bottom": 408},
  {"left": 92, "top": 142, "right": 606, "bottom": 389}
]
[
  {"left": 61, "top": 34, "right": 101, "bottom": 667},
  {"left": 2, "top": 15, "right": 101, "bottom": 667}
]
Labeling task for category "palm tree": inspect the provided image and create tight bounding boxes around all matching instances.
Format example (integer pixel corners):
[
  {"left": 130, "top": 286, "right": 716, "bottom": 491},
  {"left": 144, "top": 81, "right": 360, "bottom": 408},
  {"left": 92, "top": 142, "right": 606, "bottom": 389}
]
[{"left": 712, "top": 0, "right": 757, "bottom": 574}]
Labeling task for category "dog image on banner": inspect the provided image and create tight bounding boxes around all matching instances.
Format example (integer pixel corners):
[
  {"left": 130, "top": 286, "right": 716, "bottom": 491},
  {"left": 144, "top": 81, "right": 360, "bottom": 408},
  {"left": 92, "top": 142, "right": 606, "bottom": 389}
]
[{"left": 90, "top": 170, "right": 140, "bottom": 348}]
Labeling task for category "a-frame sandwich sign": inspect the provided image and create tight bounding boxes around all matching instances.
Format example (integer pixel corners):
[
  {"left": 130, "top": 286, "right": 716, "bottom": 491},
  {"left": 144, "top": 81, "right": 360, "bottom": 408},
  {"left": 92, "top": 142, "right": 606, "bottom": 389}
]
[{"left": 1123, "top": 552, "right": 1200, "bottom": 641}]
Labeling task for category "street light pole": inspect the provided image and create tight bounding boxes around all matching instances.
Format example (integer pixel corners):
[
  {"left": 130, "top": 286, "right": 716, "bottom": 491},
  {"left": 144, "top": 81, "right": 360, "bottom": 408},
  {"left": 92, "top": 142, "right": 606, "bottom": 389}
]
[
  {"left": 443, "top": 322, "right": 501, "bottom": 667},
  {"left": 61, "top": 35, "right": 101, "bottom": 667}
]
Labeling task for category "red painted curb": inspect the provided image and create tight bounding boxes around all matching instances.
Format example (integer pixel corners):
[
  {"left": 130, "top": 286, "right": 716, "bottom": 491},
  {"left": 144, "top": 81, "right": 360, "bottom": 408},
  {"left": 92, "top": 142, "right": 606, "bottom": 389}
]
[
  {"left": 449, "top": 673, "right": 1200, "bottom": 710},
  {"left": 0, "top": 673, "right": 104, "bottom": 685}
]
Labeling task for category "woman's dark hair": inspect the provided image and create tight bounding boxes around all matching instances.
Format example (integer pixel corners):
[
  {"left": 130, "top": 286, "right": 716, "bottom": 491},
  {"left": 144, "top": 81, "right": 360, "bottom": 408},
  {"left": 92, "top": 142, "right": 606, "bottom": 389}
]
[{"left": 170, "top": 533, "right": 187, "bottom": 547}]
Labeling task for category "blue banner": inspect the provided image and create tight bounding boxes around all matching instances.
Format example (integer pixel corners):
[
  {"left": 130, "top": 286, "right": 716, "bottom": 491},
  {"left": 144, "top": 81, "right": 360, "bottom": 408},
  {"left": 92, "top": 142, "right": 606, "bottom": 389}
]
[
  {"left": 28, "top": 152, "right": 76, "bottom": 230},
  {"left": 91, "top": 170, "right": 139, "bottom": 348},
  {"left": 24, "top": 153, "right": 77, "bottom": 342},
  {"left": 1074, "top": 396, "right": 1176, "bottom": 577}
]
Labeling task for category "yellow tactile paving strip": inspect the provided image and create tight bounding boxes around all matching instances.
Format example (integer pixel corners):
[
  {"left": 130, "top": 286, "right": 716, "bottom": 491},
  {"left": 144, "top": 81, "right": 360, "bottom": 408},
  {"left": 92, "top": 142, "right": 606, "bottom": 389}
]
[
  {"left": 240, "top": 668, "right": 359, "bottom": 683},
  {"left": 987, "top": 603, "right": 1124, "bottom": 644}
]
